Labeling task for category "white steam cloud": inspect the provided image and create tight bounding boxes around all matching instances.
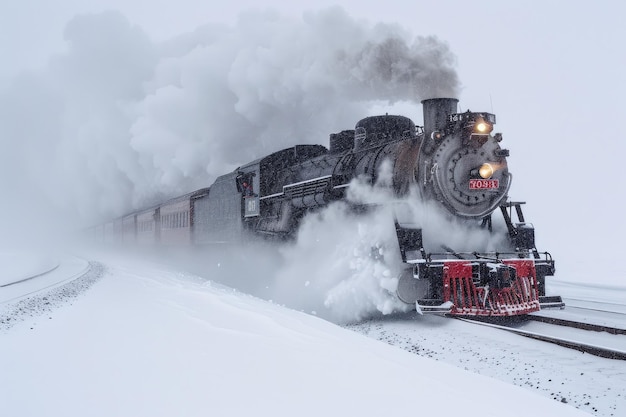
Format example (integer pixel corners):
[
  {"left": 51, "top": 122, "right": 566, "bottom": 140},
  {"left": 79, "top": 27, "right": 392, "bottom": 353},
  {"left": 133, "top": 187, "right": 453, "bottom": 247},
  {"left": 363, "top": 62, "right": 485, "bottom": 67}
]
[
  {"left": 161, "top": 159, "right": 506, "bottom": 324},
  {"left": 263, "top": 160, "right": 510, "bottom": 323},
  {"left": 0, "top": 7, "right": 458, "bottom": 230},
  {"left": 273, "top": 201, "right": 409, "bottom": 323}
]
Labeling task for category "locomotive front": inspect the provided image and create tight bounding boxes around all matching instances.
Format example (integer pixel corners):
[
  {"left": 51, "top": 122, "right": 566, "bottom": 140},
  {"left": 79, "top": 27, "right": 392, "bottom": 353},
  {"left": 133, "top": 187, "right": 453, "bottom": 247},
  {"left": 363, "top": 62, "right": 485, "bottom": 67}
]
[
  {"left": 396, "top": 98, "right": 562, "bottom": 316},
  {"left": 417, "top": 98, "right": 511, "bottom": 219}
]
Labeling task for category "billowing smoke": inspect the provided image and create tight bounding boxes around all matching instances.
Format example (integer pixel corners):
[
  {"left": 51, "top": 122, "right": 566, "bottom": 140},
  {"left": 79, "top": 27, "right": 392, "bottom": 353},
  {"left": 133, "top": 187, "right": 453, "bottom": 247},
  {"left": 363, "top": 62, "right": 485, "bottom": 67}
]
[{"left": 0, "top": 7, "right": 458, "bottom": 234}]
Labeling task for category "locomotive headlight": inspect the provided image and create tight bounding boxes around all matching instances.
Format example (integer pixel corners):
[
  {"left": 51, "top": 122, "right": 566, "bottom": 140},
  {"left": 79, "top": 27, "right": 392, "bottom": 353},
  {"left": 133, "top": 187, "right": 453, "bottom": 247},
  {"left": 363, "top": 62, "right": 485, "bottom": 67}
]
[
  {"left": 476, "top": 122, "right": 489, "bottom": 133},
  {"left": 478, "top": 163, "right": 495, "bottom": 179},
  {"left": 473, "top": 117, "right": 493, "bottom": 134}
]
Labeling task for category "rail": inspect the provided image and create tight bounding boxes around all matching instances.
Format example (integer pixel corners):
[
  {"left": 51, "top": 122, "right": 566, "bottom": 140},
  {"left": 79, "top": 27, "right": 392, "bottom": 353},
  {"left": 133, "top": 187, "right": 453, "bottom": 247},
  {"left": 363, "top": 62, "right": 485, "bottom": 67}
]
[{"left": 457, "top": 317, "right": 626, "bottom": 360}]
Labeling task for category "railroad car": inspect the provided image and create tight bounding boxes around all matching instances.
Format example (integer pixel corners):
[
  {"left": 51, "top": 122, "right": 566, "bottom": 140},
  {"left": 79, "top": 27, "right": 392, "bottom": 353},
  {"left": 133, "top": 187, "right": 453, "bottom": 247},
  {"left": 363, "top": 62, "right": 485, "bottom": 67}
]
[{"left": 98, "top": 97, "right": 563, "bottom": 316}]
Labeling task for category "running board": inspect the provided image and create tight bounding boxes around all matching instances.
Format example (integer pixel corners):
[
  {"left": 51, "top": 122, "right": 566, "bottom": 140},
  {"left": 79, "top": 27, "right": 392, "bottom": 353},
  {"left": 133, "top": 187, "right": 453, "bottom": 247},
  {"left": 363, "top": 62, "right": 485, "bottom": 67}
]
[{"left": 539, "top": 295, "right": 565, "bottom": 309}]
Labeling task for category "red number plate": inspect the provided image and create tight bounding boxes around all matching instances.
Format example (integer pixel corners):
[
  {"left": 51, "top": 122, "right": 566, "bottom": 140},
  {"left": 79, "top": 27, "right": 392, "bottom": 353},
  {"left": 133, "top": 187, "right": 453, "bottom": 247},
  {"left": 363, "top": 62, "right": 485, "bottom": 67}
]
[{"left": 469, "top": 179, "right": 500, "bottom": 189}]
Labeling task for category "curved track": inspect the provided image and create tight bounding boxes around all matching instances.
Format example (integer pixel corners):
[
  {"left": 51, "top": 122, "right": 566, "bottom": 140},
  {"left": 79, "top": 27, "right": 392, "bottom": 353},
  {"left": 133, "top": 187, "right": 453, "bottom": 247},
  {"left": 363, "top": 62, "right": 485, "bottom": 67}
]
[
  {"left": 0, "top": 256, "right": 89, "bottom": 304},
  {"left": 0, "top": 260, "right": 103, "bottom": 331}
]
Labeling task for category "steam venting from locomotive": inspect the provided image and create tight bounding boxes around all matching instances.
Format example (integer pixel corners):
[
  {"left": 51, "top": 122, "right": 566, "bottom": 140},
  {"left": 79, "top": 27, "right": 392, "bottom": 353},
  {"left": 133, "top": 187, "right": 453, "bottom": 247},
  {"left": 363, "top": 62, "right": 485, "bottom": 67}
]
[
  {"left": 0, "top": 7, "right": 460, "bottom": 231},
  {"left": 271, "top": 163, "right": 511, "bottom": 322}
]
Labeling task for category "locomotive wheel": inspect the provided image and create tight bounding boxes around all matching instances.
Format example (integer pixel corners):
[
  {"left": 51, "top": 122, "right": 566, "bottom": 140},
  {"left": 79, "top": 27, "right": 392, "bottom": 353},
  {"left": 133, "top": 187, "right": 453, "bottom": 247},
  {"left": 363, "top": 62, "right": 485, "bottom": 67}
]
[{"left": 396, "top": 268, "right": 428, "bottom": 304}]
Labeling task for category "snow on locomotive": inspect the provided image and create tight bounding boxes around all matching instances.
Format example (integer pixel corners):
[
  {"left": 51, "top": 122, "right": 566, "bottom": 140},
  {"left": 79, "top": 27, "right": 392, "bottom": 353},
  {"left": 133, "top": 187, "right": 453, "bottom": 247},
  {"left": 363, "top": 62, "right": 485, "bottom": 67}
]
[{"left": 97, "top": 97, "right": 563, "bottom": 317}]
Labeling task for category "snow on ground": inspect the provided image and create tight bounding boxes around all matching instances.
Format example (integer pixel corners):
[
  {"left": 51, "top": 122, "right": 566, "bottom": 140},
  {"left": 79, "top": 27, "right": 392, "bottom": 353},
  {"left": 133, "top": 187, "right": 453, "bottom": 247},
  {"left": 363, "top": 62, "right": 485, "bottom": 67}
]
[
  {"left": 550, "top": 279, "right": 626, "bottom": 307},
  {"left": 0, "top": 252, "right": 593, "bottom": 417},
  {"left": 349, "top": 312, "right": 626, "bottom": 417},
  {"left": 346, "top": 279, "right": 626, "bottom": 417}
]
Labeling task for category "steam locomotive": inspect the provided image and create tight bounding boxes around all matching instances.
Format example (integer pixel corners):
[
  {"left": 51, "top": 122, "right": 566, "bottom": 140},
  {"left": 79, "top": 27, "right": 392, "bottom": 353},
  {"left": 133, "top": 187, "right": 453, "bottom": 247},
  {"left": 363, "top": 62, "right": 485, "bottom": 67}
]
[{"left": 97, "top": 98, "right": 563, "bottom": 317}]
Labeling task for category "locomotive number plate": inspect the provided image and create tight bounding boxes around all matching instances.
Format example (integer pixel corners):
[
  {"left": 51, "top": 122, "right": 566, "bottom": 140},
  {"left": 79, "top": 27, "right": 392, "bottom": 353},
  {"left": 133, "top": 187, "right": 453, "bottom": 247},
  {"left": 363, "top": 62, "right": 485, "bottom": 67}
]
[{"left": 469, "top": 179, "right": 499, "bottom": 189}]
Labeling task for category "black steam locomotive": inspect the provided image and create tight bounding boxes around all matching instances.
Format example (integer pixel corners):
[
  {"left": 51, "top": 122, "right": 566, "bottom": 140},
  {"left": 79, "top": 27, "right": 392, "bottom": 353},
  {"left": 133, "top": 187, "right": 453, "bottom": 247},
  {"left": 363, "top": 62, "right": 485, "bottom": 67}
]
[{"left": 99, "top": 98, "right": 563, "bottom": 317}]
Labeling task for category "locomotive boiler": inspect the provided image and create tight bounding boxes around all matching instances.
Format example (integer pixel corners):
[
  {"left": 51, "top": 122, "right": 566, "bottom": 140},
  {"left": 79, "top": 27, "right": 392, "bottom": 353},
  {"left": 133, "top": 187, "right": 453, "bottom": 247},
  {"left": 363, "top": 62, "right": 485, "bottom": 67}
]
[{"left": 100, "top": 98, "right": 563, "bottom": 317}]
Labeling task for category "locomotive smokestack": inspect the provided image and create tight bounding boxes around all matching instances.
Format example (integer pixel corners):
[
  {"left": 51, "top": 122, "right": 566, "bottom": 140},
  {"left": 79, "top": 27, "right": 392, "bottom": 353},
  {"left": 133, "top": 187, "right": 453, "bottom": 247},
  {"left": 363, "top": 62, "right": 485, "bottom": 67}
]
[
  {"left": 422, "top": 98, "right": 458, "bottom": 138},
  {"left": 420, "top": 98, "right": 459, "bottom": 155}
]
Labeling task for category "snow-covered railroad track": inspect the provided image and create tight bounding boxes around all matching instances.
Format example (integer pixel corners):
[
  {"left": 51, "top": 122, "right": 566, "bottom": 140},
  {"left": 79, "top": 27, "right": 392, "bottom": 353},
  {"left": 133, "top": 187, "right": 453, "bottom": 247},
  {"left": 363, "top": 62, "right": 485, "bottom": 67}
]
[
  {"left": 0, "top": 264, "right": 60, "bottom": 288},
  {"left": 0, "top": 256, "right": 90, "bottom": 304},
  {"left": 528, "top": 314, "right": 626, "bottom": 336},
  {"left": 530, "top": 302, "right": 626, "bottom": 336},
  {"left": 349, "top": 311, "right": 626, "bottom": 416},
  {"left": 0, "top": 260, "right": 103, "bottom": 331},
  {"left": 562, "top": 298, "right": 626, "bottom": 315},
  {"left": 457, "top": 317, "right": 626, "bottom": 360}
]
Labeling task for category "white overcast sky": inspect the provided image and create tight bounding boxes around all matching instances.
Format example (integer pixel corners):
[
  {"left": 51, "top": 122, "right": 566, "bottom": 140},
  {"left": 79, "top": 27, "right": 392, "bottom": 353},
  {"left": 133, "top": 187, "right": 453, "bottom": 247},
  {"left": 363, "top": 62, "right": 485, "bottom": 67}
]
[
  {"left": 3, "top": 0, "right": 623, "bottom": 142},
  {"left": 1, "top": 0, "right": 625, "bottom": 284},
  {"left": 3, "top": 0, "right": 623, "bottom": 141}
]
